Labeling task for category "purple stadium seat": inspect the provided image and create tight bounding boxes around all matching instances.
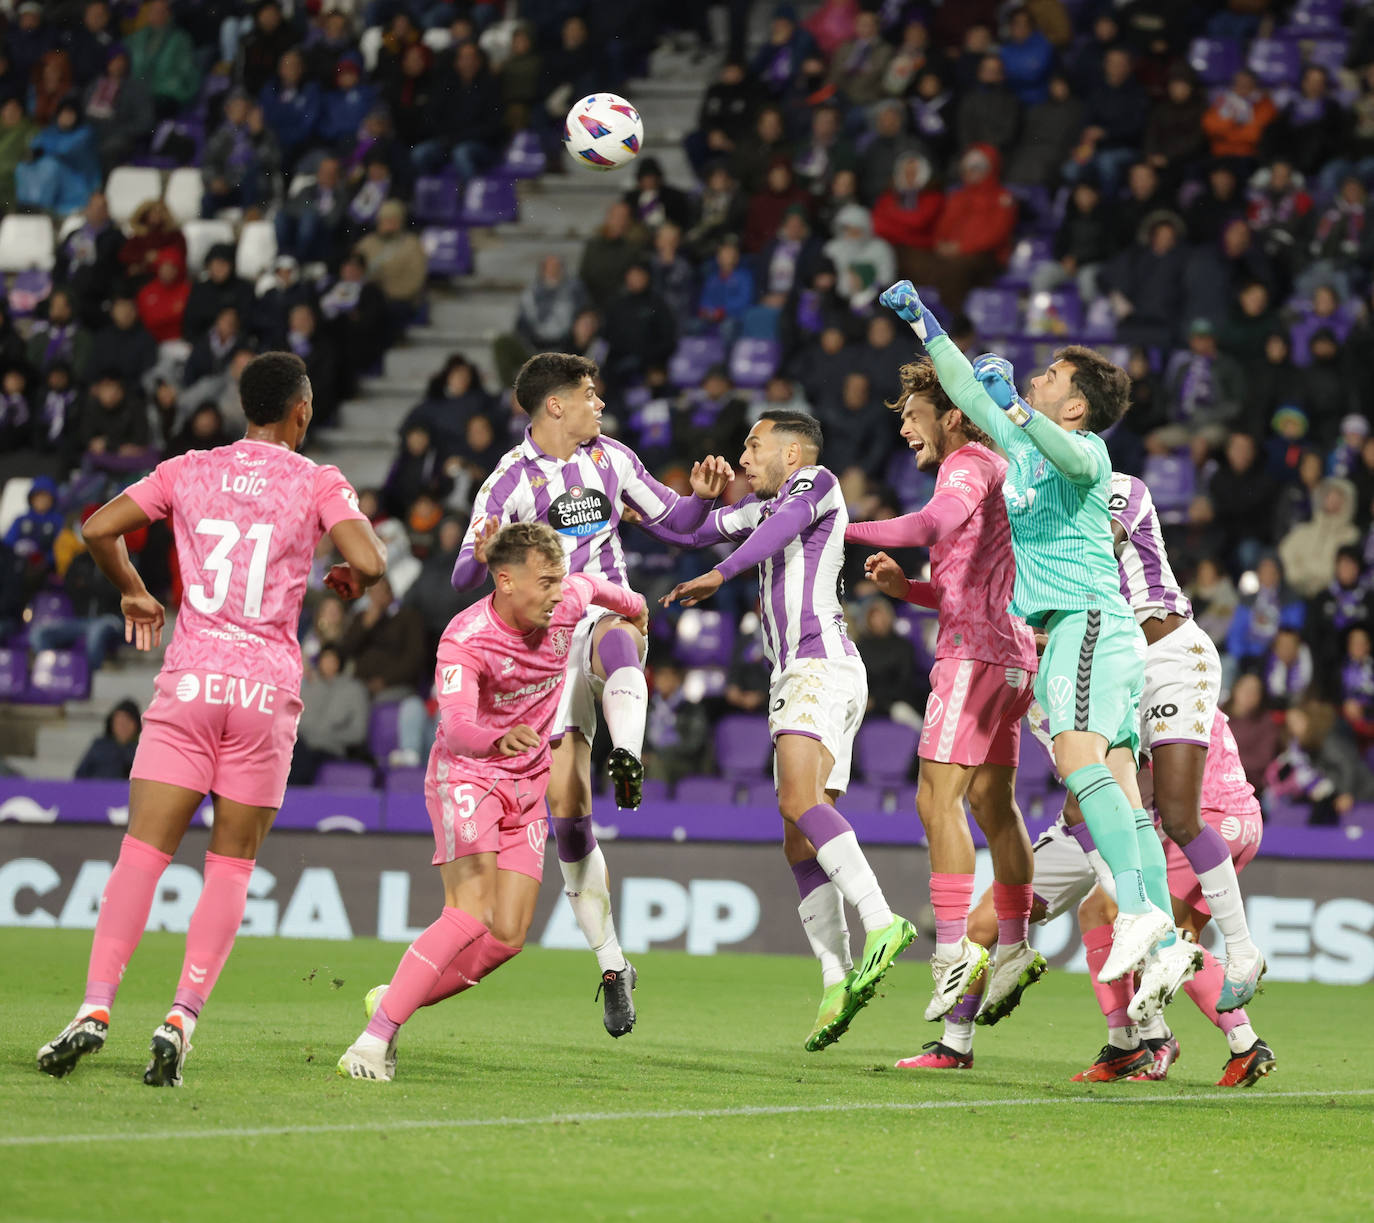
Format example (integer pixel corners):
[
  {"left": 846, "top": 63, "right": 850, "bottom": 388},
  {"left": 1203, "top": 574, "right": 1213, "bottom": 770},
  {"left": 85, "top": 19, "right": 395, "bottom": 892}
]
[
  {"left": 459, "top": 176, "right": 518, "bottom": 226},
  {"left": 1188, "top": 37, "right": 1243, "bottom": 87},
  {"left": 668, "top": 334, "right": 726, "bottom": 388},
  {"left": 1300, "top": 38, "right": 1348, "bottom": 75},
  {"left": 7, "top": 267, "right": 51, "bottom": 318},
  {"left": 385, "top": 765, "right": 427, "bottom": 792},
  {"left": 680, "top": 666, "right": 728, "bottom": 702},
  {"left": 1026, "top": 287, "right": 1083, "bottom": 336},
  {"left": 988, "top": 338, "right": 1036, "bottom": 380},
  {"left": 675, "top": 777, "right": 736, "bottom": 806},
  {"left": 883, "top": 446, "right": 936, "bottom": 511},
  {"left": 368, "top": 702, "right": 401, "bottom": 762},
  {"left": 1006, "top": 183, "right": 1054, "bottom": 232},
  {"left": 713, "top": 715, "right": 773, "bottom": 780},
  {"left": 674, "top": 608, "right": 735, "bottom": 667},
  {"left": 26, "top": 648, "right": 90, "bottom": 703},
  {"left": 1083, "top": 295, "right": 1117, "bottom": 341},
  {"left": 965, "top": 288, "right": 1021, "bottom": 337},
  {"left": 728, "top": 337, "right": 781, "bottom": 388},
  {"left": 413, "top": 174, "right": 461, "bottom": 224},
  {"left": 1141, "top": 451, "right": 1195, "bottom": 524},
  {"left": 742, "top": 778, "right": 777, "bottom": 807},
  {"left": 639, "top": 778, "right": 671, "bottom": 804},
  {"left": 315, "top": 761, "right": 377, "bottom": 789},
  {"left": 1265, "top": 798, "right": 1311, "bottom": 826},
  {"left": 1248, "top": 38, "right": 1303, "bottom": 87},
  {"left": 421, "top": 226, "right": 473, "bottom": 277},
  {"left": 26, "top": 590, "right": 73, "bottom": 626},
  {"left": 843, "top": 783, "right": 886, "bottom": 814},
  {"left": 1339, "top": 802, "right": 1374, "bottom": 834},
  {"left": 497, "top": 129, "right": 547, "bottom": 179},
  {"left": 854, "top": 719, "right": 919, "bottom": 786},
  {"left": 1290, "top": 0, "right": 1345, "bottom": 31},
  {"left": 0, "top": 647, "right": 26, "bottom": 699},
  {"left": 1000, "top": 236, "right": 1053, "bottom": 289}
]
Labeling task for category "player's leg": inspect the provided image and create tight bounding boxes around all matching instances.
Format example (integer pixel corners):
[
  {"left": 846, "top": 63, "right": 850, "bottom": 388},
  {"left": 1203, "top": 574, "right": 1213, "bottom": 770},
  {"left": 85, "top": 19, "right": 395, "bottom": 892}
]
[
  {"left": 775, "top": 730, "right": 914, "bottom": 1009},
  {"left": 784, "top": 811, "right": 856, "bottom": 1051},
  {"left": 38, "top": 778, "right": 202, "bottom": 1077},
  {"left": 343, "top": 852, "right": 496, "bottom": 1081},
  {"left": 547, "top": 730, "right": 635, "bottom": 1035},
  {"left": 1071, "top": 887, "right": 1153, "bottom": 1082},
  {"left": 590, "top": 614, "right": 648, "bottom": 810},
  {"left": 966, "top": 762, "right": 1046, "bottom": 1023}
]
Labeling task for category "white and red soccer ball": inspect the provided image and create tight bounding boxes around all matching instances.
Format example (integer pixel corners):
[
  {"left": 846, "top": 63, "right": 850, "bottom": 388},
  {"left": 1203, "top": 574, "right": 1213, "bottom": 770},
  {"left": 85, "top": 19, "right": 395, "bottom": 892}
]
[{"left": 563, "top": 93, "right": 644, "bottom": 171}]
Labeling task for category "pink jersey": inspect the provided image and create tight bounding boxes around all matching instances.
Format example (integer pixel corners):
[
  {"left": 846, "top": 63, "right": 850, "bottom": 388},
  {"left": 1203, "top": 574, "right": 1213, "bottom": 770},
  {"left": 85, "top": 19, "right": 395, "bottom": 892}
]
[
  {"left": 125, "top": 439, "right": 367, "bottom": 694},
  {"left": 428, "top": 573, "right": 643, "bottom": 783},
  {"left": 1202, "top": 710, "right": 1261, "bottom": 818}
]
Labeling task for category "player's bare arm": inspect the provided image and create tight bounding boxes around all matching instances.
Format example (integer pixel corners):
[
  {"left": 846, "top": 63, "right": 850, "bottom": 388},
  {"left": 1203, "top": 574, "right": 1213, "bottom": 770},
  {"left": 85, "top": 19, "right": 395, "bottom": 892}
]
[
  {"left": 324, "top": 517, "right": 388, "bottom": 600},
  {"left": 82, "top": 493, "right": 164, "bottom": 651}
]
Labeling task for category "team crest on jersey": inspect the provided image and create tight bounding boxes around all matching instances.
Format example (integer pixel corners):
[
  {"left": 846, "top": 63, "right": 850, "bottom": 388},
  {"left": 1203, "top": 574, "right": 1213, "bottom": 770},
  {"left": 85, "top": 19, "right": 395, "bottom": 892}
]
[
  {"left": 551, "top": 627, "right": 572, "bottom": 657},
  {"left": 460, "top": 820, "right": 478, "bottom": 843},
  {"left": 549, "top": 485, "right": 612, "bottom": 537},
  {"left": 590, "top": 447, "right": 608, "bottom": 469},
  {"left": 501, "top": 657, "right": 515, "bottom": 675}
]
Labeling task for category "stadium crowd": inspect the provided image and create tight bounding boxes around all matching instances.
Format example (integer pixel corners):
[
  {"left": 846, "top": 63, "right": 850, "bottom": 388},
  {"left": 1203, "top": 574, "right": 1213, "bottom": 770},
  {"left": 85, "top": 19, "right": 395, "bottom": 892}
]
[{"left": 3, "top": 0, "right": 1374, "bottom": 826}]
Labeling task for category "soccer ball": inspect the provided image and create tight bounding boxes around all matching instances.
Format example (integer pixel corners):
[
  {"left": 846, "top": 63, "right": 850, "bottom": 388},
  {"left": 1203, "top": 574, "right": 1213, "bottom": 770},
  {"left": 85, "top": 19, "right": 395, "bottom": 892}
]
[{"left": 563, "top": 93, "right": 644, "bottom": 172}]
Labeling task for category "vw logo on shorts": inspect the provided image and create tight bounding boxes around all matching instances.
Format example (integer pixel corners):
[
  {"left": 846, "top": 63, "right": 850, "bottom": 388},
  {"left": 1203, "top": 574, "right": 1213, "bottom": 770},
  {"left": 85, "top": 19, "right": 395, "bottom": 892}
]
[
  {"left": 527, "top": 819, "right": 548, "bottom": 854},
  {"left": 924, "top": 693, "right": 944, "bottom": 728},
  {"left": 175, "top": 674, "right": 200, "bottom": 702},
  {"left": 1048, "top": 675, "right": 1073, "bottom": 712}
]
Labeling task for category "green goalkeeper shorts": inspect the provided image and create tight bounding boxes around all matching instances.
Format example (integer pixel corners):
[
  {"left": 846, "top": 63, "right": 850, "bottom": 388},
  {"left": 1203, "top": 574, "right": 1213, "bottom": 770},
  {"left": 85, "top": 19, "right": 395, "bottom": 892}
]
[{"left": 1035, "top": 608, "right": 1146, "bottom": 754}]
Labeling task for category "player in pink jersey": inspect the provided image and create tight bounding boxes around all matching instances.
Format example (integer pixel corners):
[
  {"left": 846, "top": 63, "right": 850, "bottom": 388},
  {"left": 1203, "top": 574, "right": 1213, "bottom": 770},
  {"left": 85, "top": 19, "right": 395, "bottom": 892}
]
[
  {"left": 38, "top": 352, "right": 386, "bottom": 1088},
  {"left": 338, "top": 522, "right": 646, "bottom": 1081},
  {"left": 841, "top": 357, "right": 1042, "bottom": 1033}
]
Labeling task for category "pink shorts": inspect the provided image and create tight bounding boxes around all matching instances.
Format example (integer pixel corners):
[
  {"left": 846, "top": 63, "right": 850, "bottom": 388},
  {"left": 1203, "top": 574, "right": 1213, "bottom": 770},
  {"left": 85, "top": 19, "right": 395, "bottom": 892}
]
[
  {"left": 920, "top": 658, "right": 1034, "bottom": 767},
  {"left": 425, "top": 767, "right": 550, "bottom": 877},
  {"left": 1165, "top": 801, "right": 1264, "bottom": 915},
  {"left": 130, "top": 668, "right": 302, "bottom": 809}
]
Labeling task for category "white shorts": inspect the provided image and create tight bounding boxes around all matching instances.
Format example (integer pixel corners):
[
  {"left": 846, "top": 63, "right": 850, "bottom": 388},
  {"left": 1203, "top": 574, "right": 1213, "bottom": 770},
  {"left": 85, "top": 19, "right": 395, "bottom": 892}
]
[
  {"left": 551, "top": 605, "right": 646, "bottom": 742},
  {"left": 1138, "top": 617, "right": 1220, "bottom": 756},
  {"left": 768, "top": 656, "right": 868, "bottom": 794},
  {"left": 1029, "top": 814, "right": 1097, "bottom": 922}
]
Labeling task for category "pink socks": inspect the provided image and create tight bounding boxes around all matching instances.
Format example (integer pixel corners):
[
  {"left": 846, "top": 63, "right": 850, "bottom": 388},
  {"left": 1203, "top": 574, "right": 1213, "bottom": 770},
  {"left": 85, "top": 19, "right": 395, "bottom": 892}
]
[
  {"left": 993, "top": 882, "right": 1034, "bottom": 947},
  {"left": 421, "top": 932, "right": 522, "bottom": 1007},
  {"left": 1083, "top": 924, "right": 1133, "bottom": 1026},
  {"left": 171, "top": 852, "right": 255, "bottom": 1020},
  {"left": 930, "top": 872, "right": 974, "bottom": 951},
  {"left": 83, "top": 834, "right": 172, "bottom": 1011},
  {"left": 367, "top": 907, "right": 487, "bottom": 1040}
]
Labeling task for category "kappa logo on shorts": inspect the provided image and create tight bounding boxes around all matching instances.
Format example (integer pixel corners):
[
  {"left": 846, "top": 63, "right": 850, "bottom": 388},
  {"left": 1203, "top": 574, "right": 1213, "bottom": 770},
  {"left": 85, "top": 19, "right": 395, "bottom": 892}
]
[
  {"left": 527, "top": 819, "right": 548, "bottom": 855},
  {"left": 1155, "top": 720, "right": 1168, "bottom": 733},
  {"left": 551, "top": 627, "right": 571, "bottom": 657},
  {"left": 793, "top": 713, "right": 817, "bottom": 727},
  {"left": 175, "top": 674, "right": 200, "bottom": 702},
  {"left": 1047, "top": 674, "right": 1073, "bottom": 712},
  {"left": 460, "top": 820, "right": 478, "bottom": 843},
  {"left": 1194, "top": 699, "right": 1209, "bottom": 712}
]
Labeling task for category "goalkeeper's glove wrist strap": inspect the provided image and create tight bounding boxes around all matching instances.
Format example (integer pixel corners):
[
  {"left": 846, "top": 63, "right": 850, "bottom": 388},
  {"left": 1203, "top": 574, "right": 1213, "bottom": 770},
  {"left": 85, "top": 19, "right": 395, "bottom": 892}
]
[{"left": 1006, "top": 398, "right": 1034, "bottom": 427}]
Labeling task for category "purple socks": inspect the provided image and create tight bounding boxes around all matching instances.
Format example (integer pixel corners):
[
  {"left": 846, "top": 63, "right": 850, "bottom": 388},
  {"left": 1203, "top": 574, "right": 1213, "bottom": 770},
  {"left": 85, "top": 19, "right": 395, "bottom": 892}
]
[
  {"left": 790, "top": 857, "right": 829, "bottom": 900},
  {"left": 795, "top": 803, "right": 851, "bottom": 850},
  {"left": 553, "top": 815, "right": 596, "bottom": 863},
  {"left": 1181, "top": 824, "right": 1231, "bottom": 873},
  {"left": 597, "top": 626, "right": 641, "bottom": 674}
]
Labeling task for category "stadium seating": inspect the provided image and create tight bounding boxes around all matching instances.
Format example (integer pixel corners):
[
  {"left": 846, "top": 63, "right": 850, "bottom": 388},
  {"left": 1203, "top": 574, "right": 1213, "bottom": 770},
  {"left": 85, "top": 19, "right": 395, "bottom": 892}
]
[
  {"left": 1247, "top": 38, "right": 1303, "bottom": 87},
  {"left": 106, "top": 166, "right": 163, "bottom": 226},
  {"left": 673, "top": 608, "right": 734, "bottom": 668},
  {"left": 459, "top": 177, "right": 519, "bottom": 227},
  {"left": 728, "top": 338, "right": 781, "bottom": 388},
  {"left": 315, "top": 761, "right": 377, "bottom": 789},
  {"left": 27, "top": 649, "right": 90, "bottom": 703},
  {"left": 385, "top": 765, "right": 427, "bottom": 792},
  {"left": 675, "top": 777, "right": 736, "bottom": 806},
  {"left": 235, "top": 220, "right": 278, "bottom": 281},
  {"left": 498, "top": 130, "right": 549, "bottom": 180},
  {"left": 421, "top": 227, "right": 474, "bottom": 278},
  {"left": 0, "top": 648, "right": 26, "bottom": 700},
  {"left": 713, "top": 715, "right": 773, "bottom": 780},
  {"left": 368, "top": 702, "right": 401, "bottom": 762},
  {"left": 668, "top": 335, "right": 726, "bottom": 387},
  {"left": 965, "top": 288, "right": 1021, "bottom": 338},
  {"left": 413, "top": 175, "right": 462, "bottom": 225},
  {"left": 0, "top": 214, "right": 55, "bottom": 272},
  {"left": 853, "top": 719, "right": 918, "bottom": 786},
  {"left": 680, "top": 666, "right": 727, "bottom": 701},
  {"left": 1187, "top": 37, "right": 1243, "bottom": 86},
  {"left": 163, "top": 167, "right": 205, "bottom": 226},
  {"left": 1141, "top": 451, "right": 1195, "bottom": 524}
]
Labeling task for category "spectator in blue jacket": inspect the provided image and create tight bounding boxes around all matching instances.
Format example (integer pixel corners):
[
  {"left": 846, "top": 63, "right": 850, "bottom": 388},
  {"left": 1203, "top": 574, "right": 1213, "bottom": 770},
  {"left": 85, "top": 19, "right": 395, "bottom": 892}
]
[
  {"left": 1227, "top": 553, "right": 1307, "bottom": 667},
  {"left": 698, "top": 236, "right": 755, "bottom": 337},
  {"left": 999, "top": 7, "right": 1054, "bottom": 106},
  {"left": 259, "top": 48, "right": 320, "bottom": 168},
  {"left": 14, "top": 97, "right": 101, "bottom": 215},
  {"left": 3, "top": 475, "right": 63, "bottom": 570},
  {"left": 319, "top": 57, "right": 376, "bottom": 150}
]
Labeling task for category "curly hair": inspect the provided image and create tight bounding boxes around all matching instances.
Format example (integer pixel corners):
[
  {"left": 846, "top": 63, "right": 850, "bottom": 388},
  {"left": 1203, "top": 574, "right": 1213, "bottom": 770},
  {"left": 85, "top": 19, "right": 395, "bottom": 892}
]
[
  {"left": 486, "top": 521, "right": 566, "bottom": 573},
  {"left": 1055, "top": 345, "right": 1132, "bottom": 434},
  {"left": 886, "top": 358, "right": 995, "bottom": 449},
  {"left": 513, "top": 352, "right": 599, "bottom": 417},
  {"left": 239, "top": 352, "right": 309, "bottom": 426}
]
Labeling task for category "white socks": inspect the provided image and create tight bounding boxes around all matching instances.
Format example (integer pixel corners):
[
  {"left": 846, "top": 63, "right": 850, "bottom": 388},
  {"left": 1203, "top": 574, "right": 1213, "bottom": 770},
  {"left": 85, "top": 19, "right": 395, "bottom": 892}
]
[
  {"left": 1108, "top": 1024, "right": 1140, "bottom": 1050},
  {"left": 1226, "top": 1022, "right": 1257, "bottom": 1054},
  {"left": 559, "top": 845, "right": 626, "bottom": 973},
  {"left": 798, "top": 882, "right": 852, "bottom": 988},
  {"left": 813, "top": 832, "right": 894, "bottom": 932},
  {"left": 942, "top": 1018, "right": 974, "bottom": 1054},
  {"left": 602, "top": 667, "right": 648, "bottom": 754},
  {"left": 1196, "top": 858, "right": 1257, "bottom": 959}
]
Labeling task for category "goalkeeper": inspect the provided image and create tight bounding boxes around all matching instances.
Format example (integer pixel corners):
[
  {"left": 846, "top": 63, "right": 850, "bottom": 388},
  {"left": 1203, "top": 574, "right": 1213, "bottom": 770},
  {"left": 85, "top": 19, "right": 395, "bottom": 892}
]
[{"left": 878, "top": 280, "right": 1179, "bottom": 990}]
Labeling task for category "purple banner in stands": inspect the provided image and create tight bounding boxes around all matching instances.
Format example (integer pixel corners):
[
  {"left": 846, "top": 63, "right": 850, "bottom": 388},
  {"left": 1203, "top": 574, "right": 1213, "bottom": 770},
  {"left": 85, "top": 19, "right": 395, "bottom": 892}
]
[{"left": 1, "top": 781, "right": 1371, "bottom": 861}]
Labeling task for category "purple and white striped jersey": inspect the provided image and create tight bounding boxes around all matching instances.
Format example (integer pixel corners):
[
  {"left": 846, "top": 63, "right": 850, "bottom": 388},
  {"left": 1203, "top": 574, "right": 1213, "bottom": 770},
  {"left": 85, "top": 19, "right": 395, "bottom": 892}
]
[
  {"left": 451, "top": 430, "right": 710, "bottom": 591},
  {"left": 689, "top": 465, "right": 857, "bottom": 680},
  {"left": 1109, "top": 472, "right": 1192, "bottom": 622}
]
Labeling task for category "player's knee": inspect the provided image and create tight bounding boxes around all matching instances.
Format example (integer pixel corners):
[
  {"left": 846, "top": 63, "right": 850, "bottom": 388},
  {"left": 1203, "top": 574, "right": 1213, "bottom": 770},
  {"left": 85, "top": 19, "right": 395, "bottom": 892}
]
[
  {"left": 487, "top": 920, "right": 529, "bottom": 951},
  {"left": 1154, "top": 794, "right": 1201, "bottom": 845},
  {"left": 548, "top": 794, "right": 588, "bottom": 824},
  {"left": 778, "top": 784, "right": 819, "bottom": 825},
  {"left": 1077, "top": 892, "right": 1111, "bottom": 931}
]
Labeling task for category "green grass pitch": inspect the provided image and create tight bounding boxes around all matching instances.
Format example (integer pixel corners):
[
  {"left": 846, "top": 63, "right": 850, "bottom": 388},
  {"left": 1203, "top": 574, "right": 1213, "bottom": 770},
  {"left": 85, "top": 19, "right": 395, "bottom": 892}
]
[{"left": 2, "top": 929, "right": 1371, "bottom": 1223}]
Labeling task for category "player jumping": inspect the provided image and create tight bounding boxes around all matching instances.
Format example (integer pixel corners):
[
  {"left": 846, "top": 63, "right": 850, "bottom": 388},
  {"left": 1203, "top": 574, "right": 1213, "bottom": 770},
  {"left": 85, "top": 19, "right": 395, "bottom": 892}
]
[
  {"left": 657, "top": 411, "right": 916, "bottom": 1049},
  {"left": 878, "top": 282, "right": 1187, "bottom": 1004},
  {"left": 450, "top": 353, "right": 732, "bottom": 1037},
  {"left": 843, "top": 358, "right": 1041, "bottom": 1026},
  {"left": 38, "top": 352, "right": 386, "bottom": 1087},
  {"left": 339, "top": 522, "right": 646, "bottom": 1081}
]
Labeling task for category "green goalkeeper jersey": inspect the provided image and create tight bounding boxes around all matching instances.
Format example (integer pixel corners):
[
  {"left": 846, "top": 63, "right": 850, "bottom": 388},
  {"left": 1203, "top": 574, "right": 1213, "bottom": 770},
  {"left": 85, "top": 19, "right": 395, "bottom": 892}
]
[{"left": 925, "top": 335, "right": 1132, "bottom": 624}]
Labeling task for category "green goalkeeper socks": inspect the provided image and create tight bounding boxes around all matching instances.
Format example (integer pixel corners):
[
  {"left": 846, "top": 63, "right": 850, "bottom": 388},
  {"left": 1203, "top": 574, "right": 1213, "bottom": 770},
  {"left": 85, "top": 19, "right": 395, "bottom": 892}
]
[
  {"left": 1133, "top": 808, "right": 1176, "bottom": 945},
  {"left": 1065, "top": 764, "right": 1148, "bottom": 914}
]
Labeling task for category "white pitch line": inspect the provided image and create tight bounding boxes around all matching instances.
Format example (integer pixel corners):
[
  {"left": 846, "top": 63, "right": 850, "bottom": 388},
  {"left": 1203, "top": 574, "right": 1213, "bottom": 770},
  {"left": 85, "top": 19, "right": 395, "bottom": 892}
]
[{"left": 3, "top": 1088, "right": 1371, "bottom": 1148}]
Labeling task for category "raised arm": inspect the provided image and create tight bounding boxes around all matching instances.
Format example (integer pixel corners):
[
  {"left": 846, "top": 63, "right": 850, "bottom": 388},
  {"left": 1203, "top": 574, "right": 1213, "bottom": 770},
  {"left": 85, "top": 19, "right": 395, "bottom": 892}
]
[
  {"left": 621, "top": 452, "right": 734, "bottom": 542},
  {"left": 845, "top": 486, "right": 978, "bottom": 549}
]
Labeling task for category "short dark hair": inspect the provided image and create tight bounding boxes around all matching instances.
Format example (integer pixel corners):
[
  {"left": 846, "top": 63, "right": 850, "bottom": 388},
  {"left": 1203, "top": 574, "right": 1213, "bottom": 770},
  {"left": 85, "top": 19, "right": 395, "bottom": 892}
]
[
  {"left": 886, "top": 358, "right": 995, "bottom": 449},
  {"left": 513, "top": 352, "right": 598, "bottom": 417},
  {"left": 1055, "top": 345, "right": 1131, "bottom": 434},
  {"left": 239, "top": 351, "right": 309, "bottom": 425},
  {"left": 759, "top": 409, "right": 823, "bottom": 455},
  {"left": 486, "top": 521, "right": 565, "bottom": 572}
]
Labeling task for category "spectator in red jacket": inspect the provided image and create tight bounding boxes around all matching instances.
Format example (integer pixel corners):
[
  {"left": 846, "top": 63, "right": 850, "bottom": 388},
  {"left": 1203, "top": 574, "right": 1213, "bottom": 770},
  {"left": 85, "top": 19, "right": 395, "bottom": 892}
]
[
  {"left": 902, "top": 142, "right": 1016, "bottom": 310},
  {"left": 135, "top": 245, "right": 189, "bottom": 341},
  {"left": 871, "top": 152, "right": 944, "bottom": 272}
]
